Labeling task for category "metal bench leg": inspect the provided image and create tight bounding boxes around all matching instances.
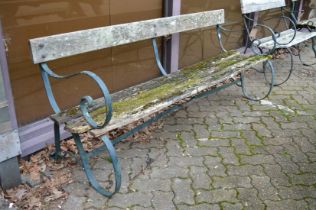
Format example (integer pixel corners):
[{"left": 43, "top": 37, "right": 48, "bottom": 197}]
[
  {"left": 312, "top": 37, "right": 316, "bottom": 57},
  {"left": 298, "top": 42, "right": 316, "bottom": 66},
  {"left": 51, "top": 121, "right": 63, "bottom": 159},
  {"left": 241, "top": 60, "right": 275, "bottom": 101},
  {"left": 73, "top": 134, "right": 121, "bottom": 197},
  {"left": 272, "top": 47, "right": 294, "bottom": 86}
]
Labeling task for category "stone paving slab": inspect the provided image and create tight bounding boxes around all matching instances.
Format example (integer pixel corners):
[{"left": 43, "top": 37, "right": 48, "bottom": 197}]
[{"left": 49, "top": 45, "right": 316, "bottom": 210}]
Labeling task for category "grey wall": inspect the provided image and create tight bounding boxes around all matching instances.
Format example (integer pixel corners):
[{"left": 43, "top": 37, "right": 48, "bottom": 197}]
[
  {"left": 0, "top": 63, "right": 21, "bottom": 163},
  {"left": 0, "top": 21, "right": 21, "bottom": 162},
  {"left": 0, "top": 64, "right": 10, "bottom": 133}
]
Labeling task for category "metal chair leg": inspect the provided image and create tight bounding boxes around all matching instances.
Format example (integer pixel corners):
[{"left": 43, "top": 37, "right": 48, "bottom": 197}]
[{"left": 73, "top": 134, "right": 121, "bottom": 197}]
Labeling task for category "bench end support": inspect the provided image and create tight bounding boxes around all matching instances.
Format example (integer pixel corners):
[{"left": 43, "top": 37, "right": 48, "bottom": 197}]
[{"left": 73, "top": 134, "right": 121, "bottom": 197}]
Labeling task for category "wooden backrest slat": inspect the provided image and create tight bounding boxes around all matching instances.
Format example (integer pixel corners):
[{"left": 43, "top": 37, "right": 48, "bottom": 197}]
[
  {"left": 29, "top": 9, "right": 224, "bottom": 64},
  {"left": 240, "top": 0, "right": 286, "bottom": 14}
]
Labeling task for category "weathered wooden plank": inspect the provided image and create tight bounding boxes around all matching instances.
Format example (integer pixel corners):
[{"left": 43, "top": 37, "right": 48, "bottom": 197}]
[
  {"left": 29, "top": 9, "right": 224, "bottom": 64},
  {"left": 297, "top": 18, "right": 316, "bottom": 27},
  {"left": 258, "top": 29, "right": 316, "bottom": 49},
  {"left": 50, "top": 51, "right": 269, "bottom": 135},
  {"left": 240, "top": 0, "right": 286, "bottom": 14}
]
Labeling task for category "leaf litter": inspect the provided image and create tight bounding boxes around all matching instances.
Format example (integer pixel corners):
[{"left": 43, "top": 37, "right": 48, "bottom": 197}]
[{"left": 1, "top": 118, "right": 164, "bottom": 209}]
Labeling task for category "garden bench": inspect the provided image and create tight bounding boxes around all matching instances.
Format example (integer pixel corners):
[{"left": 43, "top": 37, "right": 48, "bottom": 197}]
[
  {"left": 29, "top": 9, "right": 274, "bottom": 197},
  {"left": 235, "top": 0, "right": 316, "bottom": 85}
]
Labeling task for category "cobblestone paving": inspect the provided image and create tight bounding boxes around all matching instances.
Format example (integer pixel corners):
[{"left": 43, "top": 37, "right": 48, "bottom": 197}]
[{"left": 51, "top": 46, "right": 316, "bottom": 210}]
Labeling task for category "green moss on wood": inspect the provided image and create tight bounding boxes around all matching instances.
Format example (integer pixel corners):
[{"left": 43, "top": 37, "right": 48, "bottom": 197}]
[
  {"left": 88, "top": 52, "right": 242, "bottom": 121},
  {"left": 66, "top": 106, "right": 80, "bottom": 116},
  {"left": 59, "top": 51, "right": 270, "bottom": 132}
]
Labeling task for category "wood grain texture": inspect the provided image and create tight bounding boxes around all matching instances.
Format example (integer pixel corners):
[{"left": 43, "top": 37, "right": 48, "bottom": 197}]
[
  {"left": 240, "top": 0, "right": 286, "bottom": 14},
  {"left": 29, "top": 9, "right": 224, "bottom": 64},
  {"left": 258, "top": 29, "right": 316, "bottom": 49},
  {"left": 50, "top": 51, "right": 269, "bottom": 136}
]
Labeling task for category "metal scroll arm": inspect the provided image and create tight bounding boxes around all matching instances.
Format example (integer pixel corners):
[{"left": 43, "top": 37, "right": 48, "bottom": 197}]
[
  {"left": 243, "top": 15, "right": 278, "bottom": 54},
  {"left": 216, "top": 24, "right": 248, "bottom": 52},
  {"left": 277, "top": 8, "right": 297, "bottom": 45},
  {"left": 241, "top": 60, "right": 275, "bottom": 101},
  {"left": 216, "top": 25, "right": 228, "bottom": 52},
  {"left": 39, "top": 63, "right": 112, "bottom": 129},
  {"left": 151, "top": 38, "right": 168, "bottom": 76}
]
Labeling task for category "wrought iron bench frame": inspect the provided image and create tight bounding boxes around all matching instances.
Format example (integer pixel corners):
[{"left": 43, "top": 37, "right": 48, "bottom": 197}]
[
  {"left": 29, "top": 9, "right": 275, "bottom": 197},
  {"left": 217, "top": 0, "right": 316, "bottom": 86}
]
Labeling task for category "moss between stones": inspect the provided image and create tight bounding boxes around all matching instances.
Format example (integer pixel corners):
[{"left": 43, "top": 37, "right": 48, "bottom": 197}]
[{"left": 92, "top": 76, "right": 201, "bottom": 122}]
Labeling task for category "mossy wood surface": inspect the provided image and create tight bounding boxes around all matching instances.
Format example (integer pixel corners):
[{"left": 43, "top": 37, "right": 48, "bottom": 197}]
[
  {"left": 51, "top": 51, "right": 269, "bottom": 135},
  {"left": 259, "top": 29, "right": 316, "bottom": 49}
]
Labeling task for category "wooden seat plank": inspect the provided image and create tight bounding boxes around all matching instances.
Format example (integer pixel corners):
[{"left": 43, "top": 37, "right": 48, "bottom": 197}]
[
  {"left": 240, "top": 0, "right": 286, "bottom": 14},
  {"left": 50, "top": 51, "right": 269, "bottom": 136},
  {"left": 297, "top": 18, "right": 316, "bottom": 27},
  {"left": 258, "top": 29, "right": 316, "bottom": 49}
]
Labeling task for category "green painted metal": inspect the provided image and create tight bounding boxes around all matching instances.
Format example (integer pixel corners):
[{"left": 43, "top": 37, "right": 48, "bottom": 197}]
[
  {"left": 74, "top": 134, "right": 121, "bottom": 197},
  {"left": 152, "top": 38, "right": 168, "bottom": 76},
  {"left": 241, "top": 60, "right": 275, "bottom": 101}
]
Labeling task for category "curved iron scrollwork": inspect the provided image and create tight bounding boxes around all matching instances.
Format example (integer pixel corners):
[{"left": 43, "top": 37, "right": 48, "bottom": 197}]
[
  {"left": 272, "top": 47, "right": 294, "bottom": 86},
  {"left": 74, "top": 134, "right": 121, "bottom": 197},
  {"left": 243, "top": 15, "right": 278, "bottom": 54},
  {"left": 216, "top": 24, "right": 248, "bottom": 52},
  {"left": 241, "top": 60, "right": 275, "bottom": 101},
  {"left": 306, "top": 21, "right": 316, "bottom": 32},
  {"left": 151, "top": 38, "right": 168, "bottom": 76},
  {"left": 39, "top": 63, "right": 112, "bottom": 129},
  {"left": 216, "top": 22, "right": 276, "bottom": 97},
  {"left": 275, "top": 16, "right": 297, "bottom": 45}
]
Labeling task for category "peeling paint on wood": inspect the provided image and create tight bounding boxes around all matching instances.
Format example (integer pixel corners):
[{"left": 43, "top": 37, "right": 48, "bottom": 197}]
[
  {"left": 240, "top": 0, "right": 286, "bottom": 14},
  {"left": 29, "top": 9, "right": 224, "bottom": 64},
  {"left": 50, "top": 51, "right": 269, "bottom": 135}
]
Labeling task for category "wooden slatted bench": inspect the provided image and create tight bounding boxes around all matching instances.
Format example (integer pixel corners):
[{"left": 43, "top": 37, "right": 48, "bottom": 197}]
[
  {"left": 237, "top": 0, "right": 316, "bottom": 85},
  {"left": 29, "top": 9, "right": 273, "bottom": 197}
]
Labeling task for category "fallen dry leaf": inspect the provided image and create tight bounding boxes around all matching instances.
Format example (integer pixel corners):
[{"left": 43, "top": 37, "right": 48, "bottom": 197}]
[
  {"left": 44, "top": 188, "right": 66, "bottom": 202},
  {"left": 14, "top": 188, "right": 27, "bottom": 200},
  {"left": 5, "top": 116, "right": 164, "bottom": 209}
]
